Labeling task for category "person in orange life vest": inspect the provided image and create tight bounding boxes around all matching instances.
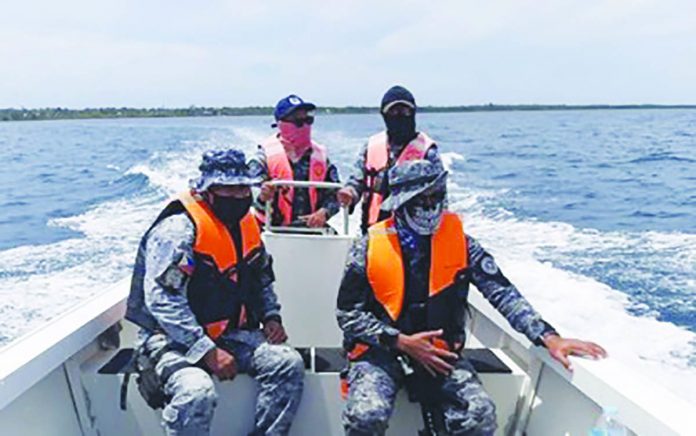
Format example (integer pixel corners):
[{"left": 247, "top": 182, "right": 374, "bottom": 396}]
[
  {"left": 126, "top": 149, "right": 304, "bottom": 436},
  {"left": 336, "top": 160, "right": 607, "bottom": 435},
  {"left": 249, "top": 94, "right": 341, "bottom": 228},
  {"left": 337, "top": 85, "right": 444, "bottom": 234}
]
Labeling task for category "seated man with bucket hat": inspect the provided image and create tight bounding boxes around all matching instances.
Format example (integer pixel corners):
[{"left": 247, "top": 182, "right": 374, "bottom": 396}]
[
  {"left": 336, "top": 160, "right": 607, "bottom": 435},
  {"left": 250, "top": 94, "right": 341, "bottom": 229},
  {"left": 126, "top": 148, "right": 305, "bottom": 435}
]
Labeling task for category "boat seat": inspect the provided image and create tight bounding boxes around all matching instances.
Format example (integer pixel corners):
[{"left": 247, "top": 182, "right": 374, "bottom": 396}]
[
  {"left": 98, "top": 347, "right": 512, "bottom": 375},
  {"left": 86, "top": 346, "right": 524, "bottom": 435}
]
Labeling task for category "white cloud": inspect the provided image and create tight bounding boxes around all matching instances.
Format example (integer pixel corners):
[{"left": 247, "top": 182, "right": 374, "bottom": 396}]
[{"left": 0, "top": 0, "right": 695, "bottom": 106}]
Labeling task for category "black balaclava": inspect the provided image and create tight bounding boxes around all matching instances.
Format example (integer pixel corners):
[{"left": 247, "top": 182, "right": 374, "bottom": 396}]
[
  {"left": 381, "top": 85, "right": 417, "bottom": 146},
  {"left": 383, "top": 114, "right": 416, "bottom": 146},
  {"left": 211, "top": 195, "right": 252, "bottom": 225}
]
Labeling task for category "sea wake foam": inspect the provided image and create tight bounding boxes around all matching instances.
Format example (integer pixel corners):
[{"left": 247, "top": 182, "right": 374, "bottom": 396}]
[
  {"left": 0, "top": 129, "right": 693, "bottom": 408},
  {"left": 0, "top": 126, "right": 267, "bottom": 347},
  {"left": 442, "top": 151, "right": 696, "bottom": 404}
]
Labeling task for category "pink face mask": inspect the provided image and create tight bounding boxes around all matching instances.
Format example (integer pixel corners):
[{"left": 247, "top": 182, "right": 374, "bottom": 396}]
[{"left": 278, "top": 121, "right": 312, "bottom": 161}]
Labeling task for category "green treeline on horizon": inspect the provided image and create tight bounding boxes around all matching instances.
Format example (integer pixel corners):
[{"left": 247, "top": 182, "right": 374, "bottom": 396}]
[{"left": 1, "top": 104, "right": 695, "bottom": 122}]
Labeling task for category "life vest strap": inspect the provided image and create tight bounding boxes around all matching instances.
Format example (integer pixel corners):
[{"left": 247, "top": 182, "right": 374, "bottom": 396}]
[
  {"left": 347, "top": 343, "right": 370, "bottom": 361},
  {"left": 205, "top": 320, "right": 229, "bottom": 340}
]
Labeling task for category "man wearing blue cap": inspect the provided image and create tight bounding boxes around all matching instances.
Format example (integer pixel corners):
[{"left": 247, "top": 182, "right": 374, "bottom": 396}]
[
  {"left": 126, "top": 149, "right": 304, "bottom": 435},
  {"left": 249, "top": 94, "right": 341, "bottom": 229},
  {"left": 337, "top": 85, "right": 444, "bottom": 233}
]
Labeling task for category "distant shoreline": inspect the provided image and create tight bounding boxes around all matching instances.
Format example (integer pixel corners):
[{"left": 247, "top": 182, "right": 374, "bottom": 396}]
[{"left": 2, "top": 104, "right": 695, "bottom": 122}]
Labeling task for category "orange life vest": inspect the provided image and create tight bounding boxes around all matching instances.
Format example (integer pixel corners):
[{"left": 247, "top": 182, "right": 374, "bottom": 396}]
[
  {"left": 349, "top": 212, "right": 468, "bottom": 360},
  {"left": 180, "top": 191, "right": 263, "bottom": 339},
  {"left": 364, "top": 131, "right": 436, "bottom": 226},
  {"left": 256, "top": 134, "right": 328, "bottom": 226}
]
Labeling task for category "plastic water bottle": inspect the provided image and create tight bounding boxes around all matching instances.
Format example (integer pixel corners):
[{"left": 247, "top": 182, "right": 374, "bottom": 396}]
[{"left": 589, "top": 406, "right": 628, "bottom": 436}]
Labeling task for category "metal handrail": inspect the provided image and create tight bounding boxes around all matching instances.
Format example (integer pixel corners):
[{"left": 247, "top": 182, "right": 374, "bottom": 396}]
[
  {"left": 262, "top": 180, "right": 349, "bottom": 235},
  {"left": 266, "top": 180, "right": 343, "bottom": 190}
]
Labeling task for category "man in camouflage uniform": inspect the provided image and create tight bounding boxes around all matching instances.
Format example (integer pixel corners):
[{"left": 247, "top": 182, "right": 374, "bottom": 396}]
[
  {"left": 337, "top": 85, "right": 444, "bottom": 233},
  {"left": 250, "top": 94, "right": 341, "bottom": 229},
  {"left": 126, "top": 149, "right": 304, "bottom": 436},
  {"left": 336, "top": 160, "right": 606, "bottom": 435}
]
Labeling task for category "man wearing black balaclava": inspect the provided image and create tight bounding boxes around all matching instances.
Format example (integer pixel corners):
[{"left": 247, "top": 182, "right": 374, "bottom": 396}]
[
  {"left": 125, "top": 148, "right": 305, "bottom": 435},
  {"left": 337, "top": 85, "right": 444, "bottom": 233}
]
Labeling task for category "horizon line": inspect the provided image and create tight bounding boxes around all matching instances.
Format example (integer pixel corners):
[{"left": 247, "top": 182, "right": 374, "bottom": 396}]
[
  {"left": 4, "top": 103, "right": 696, "bottom": 110},
  {"left": 3, "top": 104, "right": 696, "bottom": 122}
]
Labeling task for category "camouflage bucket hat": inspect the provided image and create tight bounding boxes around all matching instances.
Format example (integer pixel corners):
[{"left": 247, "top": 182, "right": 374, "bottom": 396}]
[
  {"left": 190, "top": 148, "right": 262, "bottom": 191},
  {"left": 380, "top": 160, "right": 448, "bottom": 211}
]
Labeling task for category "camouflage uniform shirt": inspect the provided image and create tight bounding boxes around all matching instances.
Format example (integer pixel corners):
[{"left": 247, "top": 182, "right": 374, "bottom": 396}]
[
  {"left": 336, "top": 218, "right": 558, "bottom": 350},
  {"left": 139, "top": 212, "right": 281, "bottom": 362}
]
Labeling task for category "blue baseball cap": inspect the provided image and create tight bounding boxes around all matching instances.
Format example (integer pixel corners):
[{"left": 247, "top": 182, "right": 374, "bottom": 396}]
[{"left": 273, "top": 94, "right": 316, "bottom": 121}]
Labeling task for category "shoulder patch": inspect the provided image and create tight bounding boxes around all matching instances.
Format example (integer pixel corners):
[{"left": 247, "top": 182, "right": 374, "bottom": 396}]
[
  {"left": 481, "top": 256, "right": 499, "bottom": 275},
  {"left": 156, "top": 261, "right": 189, "bottom": 291}
]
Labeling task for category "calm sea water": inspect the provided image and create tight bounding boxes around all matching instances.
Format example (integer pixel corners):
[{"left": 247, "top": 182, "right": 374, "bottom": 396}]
[{"left": 0, "top": 111, "right": 694, "bottom": 401}]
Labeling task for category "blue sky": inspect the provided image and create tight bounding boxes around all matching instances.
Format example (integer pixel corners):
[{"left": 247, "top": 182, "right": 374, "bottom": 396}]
[{"left": 1, "top": 0, "right": 695, "bottom": 107}]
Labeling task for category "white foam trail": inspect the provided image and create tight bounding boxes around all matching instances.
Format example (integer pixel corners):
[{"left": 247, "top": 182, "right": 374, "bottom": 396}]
[
  {"left": 0, "top": 126, "right": 269, "bottom": 347},
  {"left": 440, "top": 151, "right": 466, "bottom": 171},
  {"left": 0, "top": 195, "right": 155, "bottom": 346},
  {"left": 447, "top": 182, "right": 696, "bottom": 405},
  {"left": 314, "top": 130, "right": 365, "bottom": 160},
  {"left": 2, "top": 128, "right": 695, "bottom": 407},
  {"left": 227, "top": 126, "right": 267, "bottom": 148}
]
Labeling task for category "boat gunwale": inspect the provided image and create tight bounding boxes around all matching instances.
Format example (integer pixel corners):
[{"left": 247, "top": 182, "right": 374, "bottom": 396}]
[
  {"left": 0, "top": 277, "right": 129, "bottom": 410},
  {"left": 467, "top": 289, "right": 696, "bottom": 435}
]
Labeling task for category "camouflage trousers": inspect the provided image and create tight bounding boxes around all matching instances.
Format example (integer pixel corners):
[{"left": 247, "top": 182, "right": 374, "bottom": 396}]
[
  {"left": 343, "top": 349, "right": 496, "bottom": 436},
  {"left": 141, "top": 330, "right": 305, "bottom": 436}
]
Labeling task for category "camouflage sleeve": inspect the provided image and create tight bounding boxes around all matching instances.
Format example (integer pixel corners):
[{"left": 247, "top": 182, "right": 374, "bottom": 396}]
[
  {"left": 336, "top": 236, "right": 400, "bottom": 348},
  {"left": 467, "top": 236, "right": 558, "bottom": 346},
  {"left": 425, "top": 144, "right": 446, "bottom": 172},
  {"left": 252, "top": 248, "right": 282, "bottom": 323},
  {"left": 142, "top": 214, "right": 216, "bottom": 363},
  {"left": 249, "top": 144, "right": 270, "bottom": 210},
  {"left": 318, "top": 160, "right": 341, "bottom": 218},
  {"left": 343, "top": 142, "right": 369, "bottom": 205},
  {"left": 248, "top": 144, "right": 269, "bottom": 179}
]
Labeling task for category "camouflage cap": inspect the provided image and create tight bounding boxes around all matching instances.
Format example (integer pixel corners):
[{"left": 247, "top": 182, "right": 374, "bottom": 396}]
[
  {"left": 190, "top": 148, "right": 262, "bottom": 191},
  {"left": 380, "top": 160, "right": 448, "bottom": 211}
]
